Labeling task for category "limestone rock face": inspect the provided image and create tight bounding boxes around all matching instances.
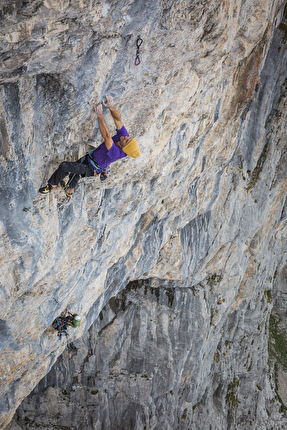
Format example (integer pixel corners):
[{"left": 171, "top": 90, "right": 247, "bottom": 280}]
[{"left": 1, "top": 0, "right": 287, "bottom": 428}]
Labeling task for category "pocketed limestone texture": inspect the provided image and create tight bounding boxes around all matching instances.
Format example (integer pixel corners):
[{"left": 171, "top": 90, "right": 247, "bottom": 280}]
[{"left": 1, "top": 0, "right": 287, "bottom": 429}]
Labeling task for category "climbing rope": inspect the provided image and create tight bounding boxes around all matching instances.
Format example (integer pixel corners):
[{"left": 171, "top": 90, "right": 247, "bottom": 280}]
[
  {"left": 135, "top": 37, "right": 143, "bottom": 66},
  {"left": 62, "top": 177, "right": 104, "bottom": 223},
  {"left": 68, "top": 190, "right": 99, "bottom": 218}
]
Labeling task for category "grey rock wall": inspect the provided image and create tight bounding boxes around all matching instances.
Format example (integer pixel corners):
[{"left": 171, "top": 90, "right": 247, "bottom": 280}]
[{"left": 1, "top": 0, "right": 287, "bottom": 428}]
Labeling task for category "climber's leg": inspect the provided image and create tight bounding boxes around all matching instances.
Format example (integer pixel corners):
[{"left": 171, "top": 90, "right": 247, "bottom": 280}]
[
  {"left": 48, "top": 161, "right": 87, "bottom": 187},
  {"left": 39, "top": 158, "right": 95, "bottom": 195}
]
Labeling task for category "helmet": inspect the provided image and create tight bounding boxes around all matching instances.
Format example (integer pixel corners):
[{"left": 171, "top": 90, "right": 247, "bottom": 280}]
[{"left": 71, "top": 314, "right": 81, "bottom": 328}]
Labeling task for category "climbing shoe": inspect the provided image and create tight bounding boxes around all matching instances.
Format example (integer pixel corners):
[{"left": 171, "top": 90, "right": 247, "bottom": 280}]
[
  {"left": 61, "top": 181, "right": 72, "bottom": 197},
  {"left": 65, "top": 190, "right": 72, "bottom": 197},
  {"left": 39, "top": 184, "right": 53, "bottom": 194}
]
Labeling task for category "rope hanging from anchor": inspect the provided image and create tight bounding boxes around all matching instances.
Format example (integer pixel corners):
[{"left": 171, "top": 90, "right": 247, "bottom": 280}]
[{"left": 135, "top": 37, "right": 143, "bottom": 66}]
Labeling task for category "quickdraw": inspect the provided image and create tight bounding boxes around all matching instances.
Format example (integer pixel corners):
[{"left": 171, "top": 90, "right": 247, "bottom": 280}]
[{"left": 135, "top": 37, "right": 143, "bottom": 66}]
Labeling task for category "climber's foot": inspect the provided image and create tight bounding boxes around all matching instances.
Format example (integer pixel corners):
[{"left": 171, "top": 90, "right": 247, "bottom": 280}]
[
  {"left": 39, "top": 184, "right": 55, "bottom": 194},
  {"left": 61, "top": 182, "right": 73, "bottom": 197},
  {"left": 65, "top": 187, "right": 73, "bottom": 197}
]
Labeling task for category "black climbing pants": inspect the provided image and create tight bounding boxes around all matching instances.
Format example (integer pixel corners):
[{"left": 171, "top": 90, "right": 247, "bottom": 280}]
[{"left": 48, "top": 156, "right": 95, "bottom": 189}]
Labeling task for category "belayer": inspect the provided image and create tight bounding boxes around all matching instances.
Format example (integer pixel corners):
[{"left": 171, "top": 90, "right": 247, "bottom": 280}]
[
  {"left": 39, "top": 95, "right": 140, "bottom": 197},
  {"left": 52, "top": 310, "right": 81, "bottom": 339}
]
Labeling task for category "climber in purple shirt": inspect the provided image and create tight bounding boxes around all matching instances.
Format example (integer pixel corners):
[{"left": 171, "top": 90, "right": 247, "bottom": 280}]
[{"left": 39, "top": 95, "right": 140, "bottom": 196}]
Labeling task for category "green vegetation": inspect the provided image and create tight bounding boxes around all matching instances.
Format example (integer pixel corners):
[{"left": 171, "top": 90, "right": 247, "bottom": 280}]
[
  {"left": 274, "top": 363, "right": 287, "bottom": 414},
  {"left": 268, "top": 314, "right": 287, "bottom": 413},
  {"left": 207, "top": 273, "right": 222, "bottom": 287},
  {"left": 264, "top": 289, "right": 273, "bottom": 304},
  {"left": 268, "top": 315, "right": 287, "bottom": 369},
  {"left": 181, "top": 408, "right": 188, "bottom": 419},
  {"left": 214, "top": 351, "right": 220, "bottom": 363},
  {"left": 226, "top": 376, "right": 240, "bottom": 410}
]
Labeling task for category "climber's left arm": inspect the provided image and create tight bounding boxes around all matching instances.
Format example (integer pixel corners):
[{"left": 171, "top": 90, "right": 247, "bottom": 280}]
[
  {"left": 103, "top": 95, "right": 123, "bottom": 130},
  {"left": 94, "top": 103, "right": 114, "bottom": 150}
]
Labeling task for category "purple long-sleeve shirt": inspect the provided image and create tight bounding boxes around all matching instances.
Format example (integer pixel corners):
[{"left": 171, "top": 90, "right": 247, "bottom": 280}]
[{"left": 88, "top": 125, "right": 129, "bottom": 171}]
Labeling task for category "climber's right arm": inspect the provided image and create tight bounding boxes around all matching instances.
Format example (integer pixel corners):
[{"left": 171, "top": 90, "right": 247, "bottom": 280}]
[
  {"left": 103, "top": 95, "right": 123, "bottom": 130},
  {"left": 94, "top": 104, "right": 114, "bottom": 150}
]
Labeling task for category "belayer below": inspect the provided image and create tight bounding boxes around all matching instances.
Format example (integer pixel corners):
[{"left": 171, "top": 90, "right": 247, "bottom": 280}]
[
  {"left": 39, "top": 95, "right": 140, "bottom": 197},
  {"left": 52, "top": 310, "right": 81, "bottom": 339}
]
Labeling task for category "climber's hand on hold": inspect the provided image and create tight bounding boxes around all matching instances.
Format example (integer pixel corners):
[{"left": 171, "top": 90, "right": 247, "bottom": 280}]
[
  {"left": 94, "top": 103, "right": 103, "bottom": 116},
  {"left": 103, "top": 95, "right": 114, "bottom": 109}
]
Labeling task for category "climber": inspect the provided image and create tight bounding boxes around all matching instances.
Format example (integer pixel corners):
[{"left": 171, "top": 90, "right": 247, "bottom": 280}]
[
  {"left": 39, "top": 95, "right": 140, "bottom": 197},
  {"left": 52, "top": 310, "right": 81, "bottom": 339}
]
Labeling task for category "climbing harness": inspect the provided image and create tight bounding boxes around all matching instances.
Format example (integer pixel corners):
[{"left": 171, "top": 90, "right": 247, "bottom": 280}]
[
  {"left": 86, "top": 151, "right": 111, "bottom": 180},
  {"left": 87, "top": 150, "right": 103, "bottom": 173},
  {"left": 135, "top": 37, "right": 143, "bottom": 66},
  {"left": 52, "top": 310, "right": 81, "bottom": 339}
]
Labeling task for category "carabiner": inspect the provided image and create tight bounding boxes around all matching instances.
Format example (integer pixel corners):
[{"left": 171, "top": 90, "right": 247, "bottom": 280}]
[
  {"left": 135, "top": 37, "right": 143, "bottom": 66},
  {"left": 136, "top": 37, "right": 143, "bottom": 48}
]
